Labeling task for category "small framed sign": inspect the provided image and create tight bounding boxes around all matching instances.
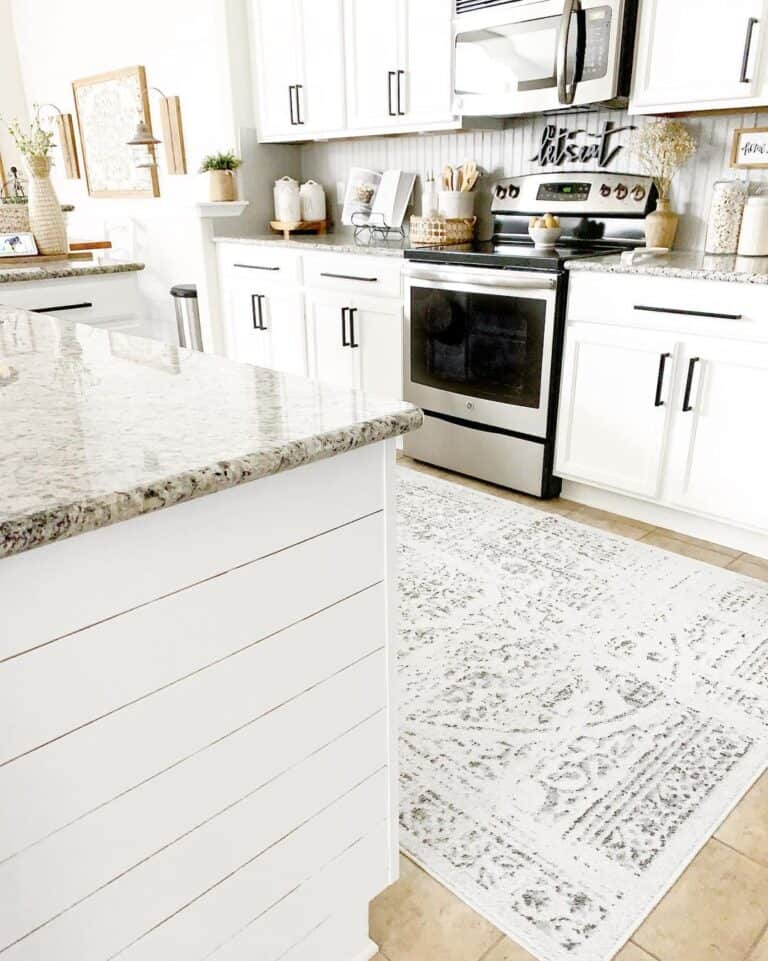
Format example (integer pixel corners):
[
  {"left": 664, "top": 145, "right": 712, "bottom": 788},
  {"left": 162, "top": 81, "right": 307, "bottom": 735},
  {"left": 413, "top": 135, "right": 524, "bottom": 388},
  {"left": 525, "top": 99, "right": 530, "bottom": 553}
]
[
  {"left": 731, "top": 126, "right": 768, "bottom": 169},
  {"left": 0, "top": 232, "right": 38, "bottom": 257}
]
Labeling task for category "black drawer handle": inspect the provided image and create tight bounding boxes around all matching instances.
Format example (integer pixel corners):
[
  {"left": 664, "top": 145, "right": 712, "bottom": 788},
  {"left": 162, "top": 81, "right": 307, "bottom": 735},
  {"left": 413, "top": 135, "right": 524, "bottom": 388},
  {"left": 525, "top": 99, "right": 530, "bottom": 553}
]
[
  {"left": 349, "top": 307, "right": 359, "bottom": 349},
  {"left": 295, "top": 84, "right": 304, "bottom": 124},
  {"left": 654, "top": 352, "right": 671, "bottom": 407},
  {"left": 288, "top": 85, "right": 296, "bottom": 124},
  {"left": 320, "top": 272, "right": 378, "bottom": 282},
  {"left": 741, "top": 17, "right": 759, "bottom": 83},
  {"left": 387, "top": 71, "right": 396, "bottom": 116},
  {"left": 634, "top": 304, "right": 743, "bottom": 321},
  {"left": 251, "top": 294, "right": 266, "bottom": 330},
  {"left": 682, "top": 357, "right": 700, "bottom": 412},
  {"left": 31, "top": 302, "right": 93, "bottom": 313},
  {"left": 234, "top": 263, "right": 280, "bottom": 271},
  {"left": 397, "top": 70, "right": 406, "bottom": 115},
  {"left": 341, "top": 306, "right": 350, "bottom": 346}
]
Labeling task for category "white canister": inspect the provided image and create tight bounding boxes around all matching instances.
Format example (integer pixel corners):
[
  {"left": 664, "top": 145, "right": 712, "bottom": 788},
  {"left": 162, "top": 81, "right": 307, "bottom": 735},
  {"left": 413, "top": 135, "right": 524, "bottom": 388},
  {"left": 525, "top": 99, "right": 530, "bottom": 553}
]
[
  {"left": 704, "top": 179, "right": 747, "bottom": 254},
  {"left": 737, "top": 195, "right": 768, "bottom": 256},
  {"left": 438, "top": 190, "right": 474, "bottom": 220},
  {"left": 273, "top": 176, "right": 301, "bottom": 223},
  {"left": 421, "top": 179, "right": 438, "bottom": 218},
  {"left": 299, "top": 180, "right": 326, "bottom": 222}
]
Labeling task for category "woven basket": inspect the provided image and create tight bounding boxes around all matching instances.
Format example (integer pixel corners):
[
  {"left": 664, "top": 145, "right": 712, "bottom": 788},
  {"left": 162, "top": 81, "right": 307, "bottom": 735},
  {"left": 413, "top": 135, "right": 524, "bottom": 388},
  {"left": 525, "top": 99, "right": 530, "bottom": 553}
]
[
  {"left": 410, "top": 215, "right": 476, "bottom": 246},
  {"left": 0, "top": 202, "right": 30, "bottom": 233}
]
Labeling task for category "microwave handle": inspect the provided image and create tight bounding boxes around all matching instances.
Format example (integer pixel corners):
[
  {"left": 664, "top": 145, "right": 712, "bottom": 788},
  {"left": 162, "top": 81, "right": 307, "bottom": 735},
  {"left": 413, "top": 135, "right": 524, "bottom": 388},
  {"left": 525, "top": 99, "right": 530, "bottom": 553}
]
[{"left": 557, "top": 0, "right": 582, "bottom": 105}]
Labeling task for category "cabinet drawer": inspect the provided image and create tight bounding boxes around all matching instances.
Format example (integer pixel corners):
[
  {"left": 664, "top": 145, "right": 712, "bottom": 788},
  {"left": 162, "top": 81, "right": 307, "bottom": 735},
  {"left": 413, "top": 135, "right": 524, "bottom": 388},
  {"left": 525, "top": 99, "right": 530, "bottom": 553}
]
[
  {"left": 0, "top": 272, "right": 141, "bottom": 323},
  {"left": 218, "top": 243, "right": 302, "bottom": 285},
  {"left": 303, "top": 252, "right": 402, "bottom": 298},
  {"left": 567, "top": 271, "right": 768, "bottom": 341}
]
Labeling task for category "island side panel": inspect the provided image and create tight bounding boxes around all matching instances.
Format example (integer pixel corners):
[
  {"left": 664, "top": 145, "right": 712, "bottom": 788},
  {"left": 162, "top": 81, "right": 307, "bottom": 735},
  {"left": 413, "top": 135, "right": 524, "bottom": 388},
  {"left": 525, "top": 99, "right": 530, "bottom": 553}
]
[{"left": 0, "top": 440, "right": 398, "bottom": 961}]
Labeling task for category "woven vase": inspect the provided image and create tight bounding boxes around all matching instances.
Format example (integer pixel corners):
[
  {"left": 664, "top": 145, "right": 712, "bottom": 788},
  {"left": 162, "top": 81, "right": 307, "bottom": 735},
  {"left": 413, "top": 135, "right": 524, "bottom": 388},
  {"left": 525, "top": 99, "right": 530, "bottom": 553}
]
[{"left": 25, "top": 156, "right": 68, "bottom": 255}]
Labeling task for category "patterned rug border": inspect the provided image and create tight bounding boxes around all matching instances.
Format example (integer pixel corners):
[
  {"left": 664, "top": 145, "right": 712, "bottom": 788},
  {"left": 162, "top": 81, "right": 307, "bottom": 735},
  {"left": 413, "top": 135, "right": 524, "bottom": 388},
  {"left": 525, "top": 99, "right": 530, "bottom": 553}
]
[{"left": 397, "top": 466, "right": 768, "bottom": 961}]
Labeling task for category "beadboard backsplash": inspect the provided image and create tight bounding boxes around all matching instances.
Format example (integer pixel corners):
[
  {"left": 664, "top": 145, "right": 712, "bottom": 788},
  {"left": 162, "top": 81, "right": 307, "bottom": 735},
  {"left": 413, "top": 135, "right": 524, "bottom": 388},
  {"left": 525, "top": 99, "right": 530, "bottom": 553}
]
[{"left": 300, "top": 109, "right": 768, "bottom": 249}]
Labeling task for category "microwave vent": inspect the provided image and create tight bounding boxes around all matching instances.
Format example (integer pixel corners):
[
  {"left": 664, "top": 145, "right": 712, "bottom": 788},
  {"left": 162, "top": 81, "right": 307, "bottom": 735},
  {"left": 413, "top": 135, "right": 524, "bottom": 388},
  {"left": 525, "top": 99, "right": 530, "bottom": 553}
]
[{"left": 455, "top": 0, "right": 521, "bottom": 13}]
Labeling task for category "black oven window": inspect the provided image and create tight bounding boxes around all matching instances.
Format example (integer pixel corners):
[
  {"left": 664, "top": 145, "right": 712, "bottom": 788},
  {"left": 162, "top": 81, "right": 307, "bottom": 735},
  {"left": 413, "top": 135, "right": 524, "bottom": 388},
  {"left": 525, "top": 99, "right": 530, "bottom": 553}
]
[{"left": 410, "top": 287, "right": 546, "bottom": 408}]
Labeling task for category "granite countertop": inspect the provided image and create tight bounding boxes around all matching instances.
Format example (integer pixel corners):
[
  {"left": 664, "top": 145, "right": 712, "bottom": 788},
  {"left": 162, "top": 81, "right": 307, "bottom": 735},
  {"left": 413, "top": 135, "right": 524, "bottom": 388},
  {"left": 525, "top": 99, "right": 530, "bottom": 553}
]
[
  {"left": 0, "top": 308, "right": 422, "bottom": 559},
  {"left": 566, "top": 250, "right": 768, "bottom": 285},
  {"left": 214, "top": 228, "right": 407, "bottom": 258},
  {"left": 0, "top": 259, "right": 145, "bottom": 285}
]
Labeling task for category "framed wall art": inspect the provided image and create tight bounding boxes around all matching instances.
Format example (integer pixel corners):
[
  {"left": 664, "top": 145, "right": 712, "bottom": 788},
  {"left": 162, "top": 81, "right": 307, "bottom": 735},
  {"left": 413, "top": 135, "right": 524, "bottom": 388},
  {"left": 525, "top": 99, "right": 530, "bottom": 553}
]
[
  {"left": 730, "top": 126, "right": 768, "bottom": 170},
  {"left": 73, "top": 65, "right": 160, "bottom": 198}
]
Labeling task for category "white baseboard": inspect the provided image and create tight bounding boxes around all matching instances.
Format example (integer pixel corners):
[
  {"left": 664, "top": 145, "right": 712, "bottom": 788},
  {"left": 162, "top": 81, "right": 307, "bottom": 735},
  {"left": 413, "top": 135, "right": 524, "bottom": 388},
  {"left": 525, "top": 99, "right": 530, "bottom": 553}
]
[{"left": 561, "top": 481, "right": 767, "bottom": 558}]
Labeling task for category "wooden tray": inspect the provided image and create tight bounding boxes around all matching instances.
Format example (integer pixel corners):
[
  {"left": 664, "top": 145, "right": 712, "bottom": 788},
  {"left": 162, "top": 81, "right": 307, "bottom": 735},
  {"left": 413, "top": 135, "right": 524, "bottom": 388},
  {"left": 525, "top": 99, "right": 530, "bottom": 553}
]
[
  {"left": 0, "top": 251, "right": 93, "bottom": 267},
  {"left": 269, "top": 219, "right": 329, "bottom": 240}
]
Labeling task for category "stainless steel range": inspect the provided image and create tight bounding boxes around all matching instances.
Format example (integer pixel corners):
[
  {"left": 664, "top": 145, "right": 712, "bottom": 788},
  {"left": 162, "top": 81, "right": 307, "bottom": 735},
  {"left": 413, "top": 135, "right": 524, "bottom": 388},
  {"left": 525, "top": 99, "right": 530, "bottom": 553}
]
[{"left": 403, "top": 170, "right": 656, "bottom": 497}]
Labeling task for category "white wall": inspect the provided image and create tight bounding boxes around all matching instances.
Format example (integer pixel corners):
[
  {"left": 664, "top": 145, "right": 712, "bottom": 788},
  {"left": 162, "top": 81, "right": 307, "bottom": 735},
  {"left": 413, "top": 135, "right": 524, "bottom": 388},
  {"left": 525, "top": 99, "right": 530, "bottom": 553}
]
[
  {"left": 0, "top": 0, "right": 29, "bottom": 176},
  {"left": 301, "top": 109, "right": 768, "bottom": 250},
  {"left": 7, "top": 0, "right": 299, "bottom": 342}
]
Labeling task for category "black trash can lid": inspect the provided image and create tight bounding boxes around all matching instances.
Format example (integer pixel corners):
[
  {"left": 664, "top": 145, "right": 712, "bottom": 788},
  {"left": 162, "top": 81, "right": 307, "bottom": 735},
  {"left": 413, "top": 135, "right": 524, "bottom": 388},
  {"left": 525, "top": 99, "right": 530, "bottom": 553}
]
[{"left": 170, "top": 284, "right": 198, "bottom": 298}]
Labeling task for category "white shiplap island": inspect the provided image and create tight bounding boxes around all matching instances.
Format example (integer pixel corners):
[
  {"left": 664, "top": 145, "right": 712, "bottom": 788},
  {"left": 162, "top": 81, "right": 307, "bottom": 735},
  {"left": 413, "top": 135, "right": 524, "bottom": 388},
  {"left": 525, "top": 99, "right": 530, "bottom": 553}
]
[{"left": 0, "top": 307, "right": 422, "bottom": 961}]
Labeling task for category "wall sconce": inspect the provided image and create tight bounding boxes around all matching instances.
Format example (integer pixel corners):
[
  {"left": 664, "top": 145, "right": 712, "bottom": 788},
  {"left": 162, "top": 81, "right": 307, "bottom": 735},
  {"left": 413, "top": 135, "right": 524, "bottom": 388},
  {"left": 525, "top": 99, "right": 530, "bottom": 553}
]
[
  {"left": 126, "top": 86, "right": 187, "bottom": 175},
  {"left": 36, "top": 104, "right": 80, "bottom": 179}
]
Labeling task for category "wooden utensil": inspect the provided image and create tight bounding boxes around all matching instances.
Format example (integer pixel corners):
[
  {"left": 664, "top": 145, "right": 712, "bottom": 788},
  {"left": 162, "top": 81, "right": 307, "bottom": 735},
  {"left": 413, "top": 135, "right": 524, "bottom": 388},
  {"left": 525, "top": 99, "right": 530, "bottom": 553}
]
[{"left": 442, "top": 165, "right": 453, "bottom": 190}]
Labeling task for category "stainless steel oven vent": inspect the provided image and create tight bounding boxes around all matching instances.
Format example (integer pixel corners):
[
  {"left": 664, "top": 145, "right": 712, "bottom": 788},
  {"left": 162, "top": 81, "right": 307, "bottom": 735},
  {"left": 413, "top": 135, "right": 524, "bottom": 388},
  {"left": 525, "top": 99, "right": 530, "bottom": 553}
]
[{"left": 455, "top": 0, "right": 521, "bottom": 15}]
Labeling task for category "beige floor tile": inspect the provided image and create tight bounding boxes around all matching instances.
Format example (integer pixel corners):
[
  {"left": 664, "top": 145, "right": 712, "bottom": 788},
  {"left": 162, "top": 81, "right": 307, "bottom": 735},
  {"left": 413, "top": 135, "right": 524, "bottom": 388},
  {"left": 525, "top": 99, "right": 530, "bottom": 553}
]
[
  {"left": 633, "top": 839, "right": 768, "bottom": 961},
  {"left": 613, "top": 943, "right": 659, "bottom": 961},
  {"left": 715, "top": 771, "right": 768, "bottom": 868},
  {"left": 398, "top": 456, "right": 449, "bottom": 480},
  {"left": 727, "top": 555, "right": 768, "bottom": 583},
  {"left": 639, "top": 530, "right": 733, "bottom": 567},
  {"left": 480, "top": 936, "right": 537, "bottom": 961},
  {"left": 370, "top": 855, "right": 503, "bottom": 961},
  {"left": 648, "top": 528, "right": 742, "bottom": 559},
  {"left": 749, "top": 926, "right": 768, "bottom": 961},
  {"left": 567, "top": 505, "right": 654, "bottom": 540}
]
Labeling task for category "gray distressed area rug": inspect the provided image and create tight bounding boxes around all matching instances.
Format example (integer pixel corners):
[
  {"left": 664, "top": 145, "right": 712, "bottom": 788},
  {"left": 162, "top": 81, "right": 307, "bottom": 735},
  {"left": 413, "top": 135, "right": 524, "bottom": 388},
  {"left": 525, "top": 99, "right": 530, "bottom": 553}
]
[{"left": 397, "top": 468, "right": 768, "bottom": 961}]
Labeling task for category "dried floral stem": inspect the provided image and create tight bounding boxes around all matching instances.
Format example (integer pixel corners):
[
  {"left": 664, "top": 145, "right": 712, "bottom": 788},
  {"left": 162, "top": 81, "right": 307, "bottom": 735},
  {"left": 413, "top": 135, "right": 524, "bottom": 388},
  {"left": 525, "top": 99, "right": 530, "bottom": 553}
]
[
  {"left": 1, "top": 109, "right": 55, "bottom": 161},
  {"left": 632, "top": 119, "right": 696, "bottom": 203}
]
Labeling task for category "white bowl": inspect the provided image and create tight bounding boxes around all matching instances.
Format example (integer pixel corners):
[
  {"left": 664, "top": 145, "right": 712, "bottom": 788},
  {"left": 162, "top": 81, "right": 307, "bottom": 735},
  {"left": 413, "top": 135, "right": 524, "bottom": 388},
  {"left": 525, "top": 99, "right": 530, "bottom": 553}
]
[{"left": 529, "top": 225, "right": 562, "bottom": 249}]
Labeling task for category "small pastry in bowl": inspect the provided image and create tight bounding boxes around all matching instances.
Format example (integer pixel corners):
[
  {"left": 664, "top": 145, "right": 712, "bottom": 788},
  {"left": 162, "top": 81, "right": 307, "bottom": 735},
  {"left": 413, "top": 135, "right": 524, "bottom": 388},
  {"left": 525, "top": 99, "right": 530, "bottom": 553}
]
[{"left": 528, "top": 213, "right": 562, "bottom": 249}]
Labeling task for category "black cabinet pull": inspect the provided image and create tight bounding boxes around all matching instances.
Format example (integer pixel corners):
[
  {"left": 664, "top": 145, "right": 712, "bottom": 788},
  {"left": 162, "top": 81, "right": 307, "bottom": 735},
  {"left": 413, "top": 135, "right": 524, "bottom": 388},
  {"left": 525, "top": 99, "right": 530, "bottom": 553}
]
[
  {"left": 289, "top": 85, "right": 296, "bottom": 124},
  {"left": 654, "top": 352, "right": 671, "bottom": 407},
  {"left": 295, "top": 84, "right": 304, "bottom": 124},
  {"left": 349, "top": 307, "right": 359, "bottom": 348},
  {"left": 234, "top": 263, "right": 280, "bottom": 271},
  {"left": 397, "top": 70, "right": 405, "bottom": 115},
  {"left": 31, "top": 302, "right": 93, "bottom": 313},
  {"left": 341, "top": 306, "right": 350, "bottom": 346},
  {"left": 741, "top": 17, "right": 759, "bottom": 83},
  {"left": 387, "top": 71, "right": 396, "bottom": 116},
  {"left": 251, "top": 294, "right": 267, "bottom": 330},
  {"left": 320, "top": 271, "right": 377, "bottom": 282},
  {"left": 634, "top": 304, "right": 743, "bottom": 321},
  {"left": 682, "top": 357, "right": 700, "bottom": 412}
]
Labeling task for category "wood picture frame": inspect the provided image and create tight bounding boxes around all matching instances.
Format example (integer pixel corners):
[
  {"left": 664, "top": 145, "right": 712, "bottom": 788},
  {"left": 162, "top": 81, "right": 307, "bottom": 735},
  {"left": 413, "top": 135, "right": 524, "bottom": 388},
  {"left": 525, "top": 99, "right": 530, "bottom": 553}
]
[
  {"left": 55, "top": 113, "right": 81, "bottom": 180},
  {"left": 730, "top": 126, "right": 768, "bottom": 169},
  {"left": 73, "top": 65, "right": 160, "bottom": 198}
]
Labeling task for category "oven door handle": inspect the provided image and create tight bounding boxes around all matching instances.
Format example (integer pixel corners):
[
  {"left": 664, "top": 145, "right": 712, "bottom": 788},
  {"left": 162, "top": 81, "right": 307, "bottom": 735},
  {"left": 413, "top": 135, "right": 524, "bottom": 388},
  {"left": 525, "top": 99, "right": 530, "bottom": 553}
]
[
  {"left": 407, "top": 269, "right": 557, "bottom": 292},
  {"left": 557, "top": 0, "right": 582, "bottom": 106}
]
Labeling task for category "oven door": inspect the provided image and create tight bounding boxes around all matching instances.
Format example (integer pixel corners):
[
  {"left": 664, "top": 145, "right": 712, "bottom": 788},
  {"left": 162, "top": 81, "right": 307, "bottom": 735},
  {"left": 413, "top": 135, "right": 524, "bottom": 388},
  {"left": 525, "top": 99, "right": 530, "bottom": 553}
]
[
  {"left": 454, "top": 0, "right": 627, "bottom": 116},
  {"left": 404, "top": 264, "right": 558, "bottom": 439}
]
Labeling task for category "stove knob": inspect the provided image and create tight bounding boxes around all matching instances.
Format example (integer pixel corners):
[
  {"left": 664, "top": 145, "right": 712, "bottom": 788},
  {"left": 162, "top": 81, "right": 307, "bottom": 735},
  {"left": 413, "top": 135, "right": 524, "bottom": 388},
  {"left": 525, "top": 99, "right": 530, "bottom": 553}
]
[
  {"left": 495, "top": 185, "right": 508, "bottom": 200},
  {"left": 631, "top": 184, "right": 647, "bottom": 202},
  {"left": 614, "top": 183, "right": 629, "bottom": 200},
  {"left": 599, "top": 183, "right": 611, "bottom": 198},
  {"left": 466, "top": 401, "right": 475, "bottom": 411},
  {"left": 508, "top": 184, "right": 521, "bottom": 199}
]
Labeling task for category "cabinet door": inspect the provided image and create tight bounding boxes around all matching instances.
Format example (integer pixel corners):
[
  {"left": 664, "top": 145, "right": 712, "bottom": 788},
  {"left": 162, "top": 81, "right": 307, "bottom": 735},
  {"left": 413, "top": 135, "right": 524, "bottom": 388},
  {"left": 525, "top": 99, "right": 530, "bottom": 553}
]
[
  {"left": 356, "top": 300, "right": 404, "bottom": 400},
  {"left": 630, "top": 0, "right": 767, "bottom": 113},
  {"left": 344, "top": 0, "right": 401, "bottom": 130},
  {"left": 261, "top": 290, "right": 308, "bottom": 376},
  {"left": 398, "top": 0, "right": 454, "bottom": 125},
  {"left": 307, "top": 292, "right": 360, "bottom": 389},
  {"left": 252, "top": 0, "right": 300, "bottom": 140},
  {"left": 664, "top": 339, "right": 768, "bottom": 532},
  {"left": 296, "top": 0, "right": 346, "bottom": 134},
  {"left": 555, "top": 323, "right": 679, "bottom": 498},
  {"left": 229, "top": 286, "right": 273, "bottom": 368}
]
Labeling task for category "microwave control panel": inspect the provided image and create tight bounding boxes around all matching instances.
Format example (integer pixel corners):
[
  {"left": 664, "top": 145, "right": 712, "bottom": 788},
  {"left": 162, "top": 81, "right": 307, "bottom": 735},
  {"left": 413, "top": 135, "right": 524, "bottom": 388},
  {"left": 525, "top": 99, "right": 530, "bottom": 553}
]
[{"left": 582, "top": 6, "right": 613, "bottom": 81}]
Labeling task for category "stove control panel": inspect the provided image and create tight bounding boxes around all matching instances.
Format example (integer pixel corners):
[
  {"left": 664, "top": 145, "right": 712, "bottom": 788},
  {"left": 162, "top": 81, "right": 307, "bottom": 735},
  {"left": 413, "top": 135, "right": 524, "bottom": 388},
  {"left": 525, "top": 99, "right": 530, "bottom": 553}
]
[{"left": 491, "top": 171, "right": 656, "bottom": 218}]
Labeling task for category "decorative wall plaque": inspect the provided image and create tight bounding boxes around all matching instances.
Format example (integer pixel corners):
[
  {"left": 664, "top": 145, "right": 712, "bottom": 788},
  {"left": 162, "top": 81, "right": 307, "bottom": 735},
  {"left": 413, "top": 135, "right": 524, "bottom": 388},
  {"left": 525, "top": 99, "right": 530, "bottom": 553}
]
[{"left": 530, "top": 121, "right": 636, "bottom": 168}]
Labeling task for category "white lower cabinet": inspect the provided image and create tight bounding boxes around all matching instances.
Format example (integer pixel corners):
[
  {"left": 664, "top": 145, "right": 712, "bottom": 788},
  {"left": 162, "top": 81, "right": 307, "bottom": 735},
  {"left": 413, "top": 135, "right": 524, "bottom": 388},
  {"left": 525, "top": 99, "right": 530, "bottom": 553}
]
[
  {"left": 230, "top": 283, "right": 307, "bottom": 377},
  {"left": 664, "top": 338, "right": 768, "bottom": 532},
  {"left": 555, "top": 323, "right": 678, "bottom": 499},
  {"left": 306, "top": 291, "right": 359, "bottom": 390}
]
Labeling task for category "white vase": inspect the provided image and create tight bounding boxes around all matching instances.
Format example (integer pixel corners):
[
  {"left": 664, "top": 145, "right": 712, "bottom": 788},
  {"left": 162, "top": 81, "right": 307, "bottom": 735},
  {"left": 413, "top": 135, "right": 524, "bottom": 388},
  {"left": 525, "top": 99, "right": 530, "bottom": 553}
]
[{"left": 25, "top": 155, "right": 68, "bottom": 256}]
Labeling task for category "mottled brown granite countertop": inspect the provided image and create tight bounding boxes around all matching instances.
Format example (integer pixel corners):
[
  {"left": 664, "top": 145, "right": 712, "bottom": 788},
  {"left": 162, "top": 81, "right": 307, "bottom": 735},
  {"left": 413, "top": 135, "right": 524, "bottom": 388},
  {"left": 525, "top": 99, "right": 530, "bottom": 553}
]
[
  {"left": 0, "top": 308, "right": 422, "bottom": 559},
  {"left": 566, "top": 250, "right": 768, "bottom": 284},
  {"left": 0, "top": 259, "right": 145, "bottom": 285},
  {"left": 214, "top": 228, "right": 408, "bottom": 257}
]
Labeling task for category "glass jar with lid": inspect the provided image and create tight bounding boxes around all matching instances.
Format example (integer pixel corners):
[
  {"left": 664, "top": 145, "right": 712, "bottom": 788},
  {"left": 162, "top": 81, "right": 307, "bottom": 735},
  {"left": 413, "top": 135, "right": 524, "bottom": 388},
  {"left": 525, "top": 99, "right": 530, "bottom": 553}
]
[{"left": 705, "top": 179, "right": 747, "bottom": 254}]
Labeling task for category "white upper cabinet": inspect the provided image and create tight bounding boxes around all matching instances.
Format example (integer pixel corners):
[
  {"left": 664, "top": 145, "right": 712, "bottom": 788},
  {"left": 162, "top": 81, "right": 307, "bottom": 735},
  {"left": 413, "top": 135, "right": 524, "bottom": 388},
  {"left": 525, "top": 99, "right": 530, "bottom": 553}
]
[
  {"left": 630, "top": 0, "right": 768, "bottom": 114},
  {"left": 344, "top": 0, "right": 403, "bottom": 130},
  {"left": 251, "top": 0, "right": 346, "bottom": 141},
  {"left": 398, "top": 0, "right": 454, "bottom": 127}
]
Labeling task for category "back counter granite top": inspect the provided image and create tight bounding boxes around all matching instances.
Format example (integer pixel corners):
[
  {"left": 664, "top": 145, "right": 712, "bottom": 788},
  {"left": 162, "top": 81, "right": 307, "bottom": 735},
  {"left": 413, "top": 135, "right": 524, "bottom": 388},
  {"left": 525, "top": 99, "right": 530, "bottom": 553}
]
[
  {"left": 0, "top": 306, "right": 422, "bottom": 558},
  {"left": 566, "top": 249, "right": 768, "bottom": 284}
]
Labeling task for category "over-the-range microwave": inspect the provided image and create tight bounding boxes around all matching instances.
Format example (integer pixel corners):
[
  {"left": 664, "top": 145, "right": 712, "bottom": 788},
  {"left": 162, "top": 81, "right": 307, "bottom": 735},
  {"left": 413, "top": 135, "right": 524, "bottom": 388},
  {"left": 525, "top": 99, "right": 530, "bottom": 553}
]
[{"left": 454, "top": 0, "right": 638, "bottom": 117}]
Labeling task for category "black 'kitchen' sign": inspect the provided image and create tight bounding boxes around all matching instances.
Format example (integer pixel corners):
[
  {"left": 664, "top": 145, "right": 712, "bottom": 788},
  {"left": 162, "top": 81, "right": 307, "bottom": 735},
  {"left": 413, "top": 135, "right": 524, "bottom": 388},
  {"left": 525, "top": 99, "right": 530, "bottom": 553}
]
[{"left": 530, "top": 120, "right": 636, "bottom": 168}]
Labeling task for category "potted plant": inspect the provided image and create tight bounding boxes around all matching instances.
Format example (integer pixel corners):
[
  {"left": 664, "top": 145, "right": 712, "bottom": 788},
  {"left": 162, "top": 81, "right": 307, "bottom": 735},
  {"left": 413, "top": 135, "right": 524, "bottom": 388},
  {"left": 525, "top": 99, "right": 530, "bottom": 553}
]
[
  {"left": 199, "top": 150, "right": 242, "bottom": 202},
  {"left": 632, "top": 119, "right": 696, "bottom": 250},
  {"left": 3, "top": 112, "right": 67, "bottom": 255}
]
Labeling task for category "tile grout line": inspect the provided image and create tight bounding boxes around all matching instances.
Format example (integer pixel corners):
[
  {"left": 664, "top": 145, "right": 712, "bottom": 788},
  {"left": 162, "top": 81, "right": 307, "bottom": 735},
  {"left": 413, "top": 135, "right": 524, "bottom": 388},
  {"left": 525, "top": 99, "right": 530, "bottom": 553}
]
[
  {"left": 744, "top": 913, "right": 768, "bottom": 961},
  {"left": 710, "top": 834, "right": 768, "bottom": 872},
  {"left": 475, "top": 931, "right": 507, "bottom": 961},
  {"left": 628, "top": 939, "right": 663, "bottom": 961}
]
